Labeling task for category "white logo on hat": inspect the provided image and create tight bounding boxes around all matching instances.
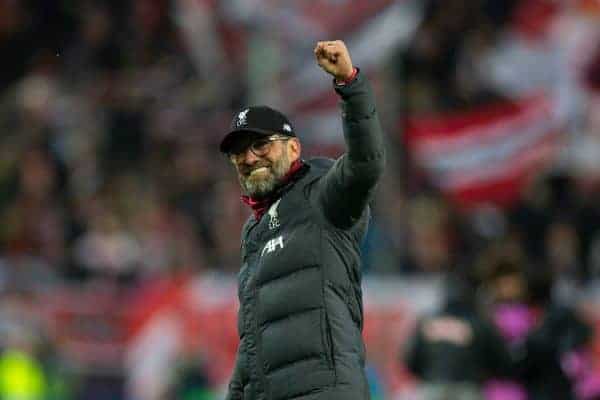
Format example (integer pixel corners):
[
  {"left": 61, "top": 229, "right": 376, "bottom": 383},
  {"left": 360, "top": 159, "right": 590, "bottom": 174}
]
[
  {"left": 283, "top": 123, "right": 292, "bottom": 133},
  {"left": 237, "top": 109, "right": 249, "bottom": 127}
]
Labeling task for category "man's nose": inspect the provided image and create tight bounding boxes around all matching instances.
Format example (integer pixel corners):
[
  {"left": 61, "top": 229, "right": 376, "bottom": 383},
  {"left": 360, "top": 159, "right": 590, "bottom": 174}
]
[{"left": 241, "top": 147, "right": 260, "bottom": 164}]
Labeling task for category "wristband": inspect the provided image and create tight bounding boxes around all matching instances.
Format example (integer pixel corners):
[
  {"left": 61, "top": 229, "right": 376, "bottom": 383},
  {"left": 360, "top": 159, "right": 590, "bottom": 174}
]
[{"left": 335, "top": 67, "right": 358, "bottom": 86}]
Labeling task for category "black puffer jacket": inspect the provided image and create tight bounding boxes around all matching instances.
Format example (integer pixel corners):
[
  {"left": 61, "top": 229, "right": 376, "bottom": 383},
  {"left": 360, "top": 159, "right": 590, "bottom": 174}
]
[{"left": 226, "top": 71, "right": 385, "bottom": 400}]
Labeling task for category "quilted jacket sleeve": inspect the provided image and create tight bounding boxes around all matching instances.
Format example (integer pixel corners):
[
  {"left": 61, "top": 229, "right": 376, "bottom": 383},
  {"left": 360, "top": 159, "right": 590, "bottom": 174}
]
[{"left": 314, "top": 70, "right": 385, "bottom": 229}]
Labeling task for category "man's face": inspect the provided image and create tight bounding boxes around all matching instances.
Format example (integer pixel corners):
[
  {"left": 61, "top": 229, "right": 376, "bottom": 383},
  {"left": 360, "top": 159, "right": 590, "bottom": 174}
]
[
  {"left": 491, "top": 274, "right": 526, "bottom": 304},
  {"left": 230, "top": 135, "right": 300, "bottom": 199}
]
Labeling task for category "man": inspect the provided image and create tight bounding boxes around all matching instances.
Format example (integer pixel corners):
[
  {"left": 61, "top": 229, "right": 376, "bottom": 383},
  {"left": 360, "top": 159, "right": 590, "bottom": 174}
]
[
  {"left": 404, "top": 274, "right": 513, "bottom": 400},
  {"left": 221, "top": 40, "right": 385, "bottom": 400}
]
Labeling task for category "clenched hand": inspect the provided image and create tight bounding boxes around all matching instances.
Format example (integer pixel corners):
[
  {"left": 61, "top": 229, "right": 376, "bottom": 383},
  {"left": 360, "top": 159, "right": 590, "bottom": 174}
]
[{"left": 314, "top": 40, "right": 355, "bottom": 83}]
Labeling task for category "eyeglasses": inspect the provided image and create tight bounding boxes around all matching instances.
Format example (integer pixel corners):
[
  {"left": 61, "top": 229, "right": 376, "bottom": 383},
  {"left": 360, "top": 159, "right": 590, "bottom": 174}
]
[{"left": 228, "top": 135, "right": 291, "bottom": 163}]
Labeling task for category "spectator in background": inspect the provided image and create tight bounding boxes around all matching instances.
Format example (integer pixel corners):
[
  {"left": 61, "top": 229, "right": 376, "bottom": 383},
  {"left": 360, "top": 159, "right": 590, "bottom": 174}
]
[
  {"left": 545, "top": 217, "right": 583, "bottom": 299},
  {"left": 0, "top": 291, "right": 50, "bottom": 400},
  {"left": 403, "top": 272, "right": 512, "bottom": 400},
  {"left": 398, "top": 0, "right": 510, "bottom": 114},
  {"left": 477, "top": 244, "right": 534, "bottom": 400},
  {"left": 401, "top": 195, "right": 454, "bottom": 275},
  {"left": 478, "top": 243, "right": 595, "bottom": 400},
  {"left": 521, "top": 264, "right": 595, "bottom": 399},
  {"left": 73, "top": 203, "right": 141, "bottom": 284}
]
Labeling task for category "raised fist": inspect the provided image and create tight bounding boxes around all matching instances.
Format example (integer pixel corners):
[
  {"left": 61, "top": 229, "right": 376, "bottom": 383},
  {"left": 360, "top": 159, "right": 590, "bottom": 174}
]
[{"left": 314, "top": 40, "right": 354, "bottom": 82}]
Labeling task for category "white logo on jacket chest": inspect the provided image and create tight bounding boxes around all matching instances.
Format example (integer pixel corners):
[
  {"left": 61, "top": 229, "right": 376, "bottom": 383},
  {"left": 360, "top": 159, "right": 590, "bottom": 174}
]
[
  {"left": 261, "top": 235, "right": 284, "bottom": 256},
  {"left": 268, "top": 199, "right": 281, "bottom": 230}
]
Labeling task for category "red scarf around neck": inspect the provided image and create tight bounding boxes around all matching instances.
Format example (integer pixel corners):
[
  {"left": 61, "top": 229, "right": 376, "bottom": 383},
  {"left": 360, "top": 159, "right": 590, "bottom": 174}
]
[{"left": 241, "top": 159, "right": 304, "bottom": 220}]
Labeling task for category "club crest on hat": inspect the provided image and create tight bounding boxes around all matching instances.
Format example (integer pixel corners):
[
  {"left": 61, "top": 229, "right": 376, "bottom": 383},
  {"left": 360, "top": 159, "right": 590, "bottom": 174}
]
[
  {"left": 283, "top": 123, "right": 292, "bottom": 133},
  {"left": 237, "top": 109, "right": 250, "bottom": 128}
]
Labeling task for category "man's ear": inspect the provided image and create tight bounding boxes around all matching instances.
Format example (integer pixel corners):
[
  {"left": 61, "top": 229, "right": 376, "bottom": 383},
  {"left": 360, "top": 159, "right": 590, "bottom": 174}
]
[{"left": 288, "top": 138, "right": 301, "bottom": 161}]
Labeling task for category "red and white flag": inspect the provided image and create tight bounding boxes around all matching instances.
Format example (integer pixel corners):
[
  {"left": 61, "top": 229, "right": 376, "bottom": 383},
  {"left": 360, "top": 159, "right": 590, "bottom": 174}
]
[{"left": 405, "top": 95, "right": 565, "bottom": 208}]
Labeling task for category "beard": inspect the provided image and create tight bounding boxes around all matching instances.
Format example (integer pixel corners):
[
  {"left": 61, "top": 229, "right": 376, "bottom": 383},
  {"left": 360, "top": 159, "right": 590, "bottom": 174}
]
[{"left": 238, "top": 152, "right": 291, "bottom": 199}]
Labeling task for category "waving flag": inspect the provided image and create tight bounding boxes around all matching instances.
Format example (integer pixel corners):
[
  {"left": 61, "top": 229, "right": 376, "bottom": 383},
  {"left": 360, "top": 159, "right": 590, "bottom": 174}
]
[{"left": 405, "top": 95, "right": 565, "bottom": 208}]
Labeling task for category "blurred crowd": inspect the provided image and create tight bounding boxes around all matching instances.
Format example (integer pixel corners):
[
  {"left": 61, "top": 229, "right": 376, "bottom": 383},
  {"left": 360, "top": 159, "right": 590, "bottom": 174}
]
[
  {"left": 402, "top": 242, "right": 600, "bottom": 400},
  {"left": 0, "top": 0, "right": 599, "bottom": 399}
]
